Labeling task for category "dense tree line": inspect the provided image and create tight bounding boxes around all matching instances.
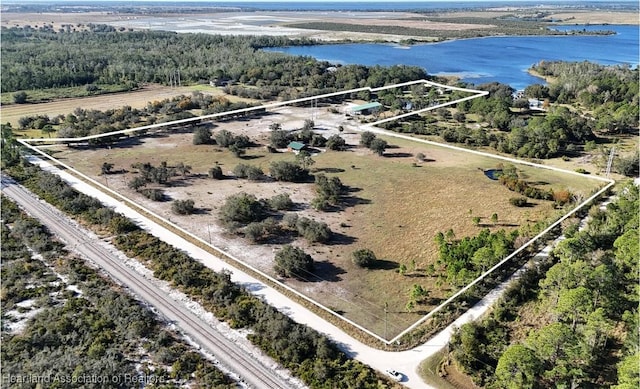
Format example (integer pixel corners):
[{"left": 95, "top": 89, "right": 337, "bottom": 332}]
[
  {"left": 1, "top": 25, "right": 426, "bottom": 101},
  {"left": 3, "top": 161, "right": 394, "bottom": 388},
  {"left": 448, "top": 182, "right": 639, "bottom": 388},
  {"left": 1, "top": 196, "right": 232, "bottom": 388}
]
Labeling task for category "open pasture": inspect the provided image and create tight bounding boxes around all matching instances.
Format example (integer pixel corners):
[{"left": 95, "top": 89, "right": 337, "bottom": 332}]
[{"left": 46, "top": 90, "right": 603, "bottom": 339}]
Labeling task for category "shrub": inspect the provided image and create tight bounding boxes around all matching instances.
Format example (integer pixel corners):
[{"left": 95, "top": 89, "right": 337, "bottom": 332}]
[
  {"left": 215, "top": 130, "right": 236, "bottom": 147},
  {"left": 552, "top": 189, "right": 572, "bottom": 206},
  {"left": 352, "top": 249, "right": 377, "bottom": 268},
  {"left": 172, "top": 199, "right": 195, "bottom": 215},
  {"left": 310, "top": 134, "right": 327, "bottom": 147},
  {"left": 220, "top": 192, "right": 265, "bottom": 225},
  {"left": 109, "top": 216, "right": 139, "bottom": 234},
  {"left": 101, "top": 162, "right": 114, "bottom": 175},
  {"left": 209, "top": 165, "right": 224, "bottom": 179},
  {"left": 140, "top": 188, "right": 165, "bottom": 201},
  {"left": 282, "top": 213, "right": 299, "bottom": 229},
  {"left": 269, "top": 160, "right": 307, "bottom": 182},
  {"left": 193, "top": 127, "right": 213, "bottom": 145},
  {"left": 13, "top": 91, "right": 27, "bottom": 104},
  {"left": 244, "top": 218, "right": 280, "bottom": 243},
  {"left": 128, "top": 176, "right": 147, "bottom": 190},
  {"left": 369, "top": 138, "right": 388, "bottom": 156},
  {"left": 270, "top": 129, "right": 291, "bottom": 148},
  {"left": 360, "top": 131, "right": 376, "bottom": 147},
  {"left": 296, "top": 217, "right": 331, "bottom": 243},
  {"left": 274, "top": 245, "right": 314, "bottom": 279},
  {"left": 509, "top": 197, "right": 529, "bottom": 207},
  {"left": 311, "top": 196, "right": 330, "bottom": 211},
  {"left": 268, "top": 193, "right": 294, "bottom": 211},
  {"left": 229, "top": 143, "right": 246, "bottom": 158},
  {"left": 326, "top": 134, "right": 346, "bottom": 151},
  {"left": 234, "top": 164, "right": 263, "bottom": 180},
  {"left": 584, "top": 140, "right": 597, "bottom": 152}
]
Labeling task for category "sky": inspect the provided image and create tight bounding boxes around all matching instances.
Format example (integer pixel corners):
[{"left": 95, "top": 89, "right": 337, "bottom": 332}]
[{"left": 24, "top": 0, "right": 636, "bottom": 2}]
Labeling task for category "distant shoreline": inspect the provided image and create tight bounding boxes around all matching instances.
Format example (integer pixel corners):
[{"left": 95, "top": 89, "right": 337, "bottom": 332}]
[{"left": 2, "top": 4, "right": 637, "bottom": 44}]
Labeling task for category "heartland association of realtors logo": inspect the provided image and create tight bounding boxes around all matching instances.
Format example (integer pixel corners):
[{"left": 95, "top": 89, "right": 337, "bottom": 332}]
[{"left": 2, "top": 373, "right": 166, "bottom": 385}]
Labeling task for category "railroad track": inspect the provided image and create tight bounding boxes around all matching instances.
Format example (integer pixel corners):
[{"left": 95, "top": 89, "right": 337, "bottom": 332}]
[{"left": 1, "top": 176, "right": 295, "bottom": 389}]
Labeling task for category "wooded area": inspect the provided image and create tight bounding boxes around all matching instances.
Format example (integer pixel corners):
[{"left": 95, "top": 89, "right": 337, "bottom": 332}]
[
  {"left": 1, "top": 196, "right": 232, "bottom": 388},
  {"left": 1, "top": 24, "right": 425, "bottom": 99},
  {"left": 447, "top": 182, "right": 639, "bottom": 388}
]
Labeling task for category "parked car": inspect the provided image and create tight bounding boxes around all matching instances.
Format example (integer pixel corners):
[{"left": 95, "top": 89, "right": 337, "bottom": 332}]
[{"left": 385, "top": 369, "right": 403, "bottom": 382}]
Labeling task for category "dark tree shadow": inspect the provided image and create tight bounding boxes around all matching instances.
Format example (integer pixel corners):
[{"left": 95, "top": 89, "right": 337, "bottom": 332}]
[
  {"left": 370, "top": 259, "right": 398, "bottom": 271},
  {"left": 313, "top": 260, "right": 346, "bottom": 282},
  {"left": 261, "top": 232, "right": 296, "bottom": 245},
  {"left": 193, "top": 207, "right": 211, "bottom": 215},
  {"left": 314, "top": 167, "right": 346, "bottom": 174},
  {"left": 384, "top": 152, "right": 413, "bottom": 158},
  {"left": 104, "top": 137, "right": 144, "bottom": 149},
  {"left": 239, "top": 154, "right": 264, "bottom": 160},
  {"left": 526, "top": 180, "right": 550, "bottom": 186},
  {"left": 105, "top": 168, "right": 129, "bottom": 175},
  {"left": 342, "top": 196, "right": 372, "bottom": 207},
  {"left": 326, "top": 231, "right": 357, "bottom": 246},
  {"left": 242, "top": 282, "right": 265, "bottom": 293}
]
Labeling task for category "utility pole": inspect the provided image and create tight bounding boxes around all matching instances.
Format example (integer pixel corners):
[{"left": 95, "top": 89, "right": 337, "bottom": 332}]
[
  {"left": 605, "top": 146, "right": 615, "bottom": 178},
  {"left": 384, "top": 301, "right": 388, "bottom": 340}
]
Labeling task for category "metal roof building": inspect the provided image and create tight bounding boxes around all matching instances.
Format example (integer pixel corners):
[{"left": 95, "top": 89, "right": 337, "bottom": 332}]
[
  {"left": 347, "top": 102, "right": 382, "bottom": 114},
  {"left": 287, "top": 141, "right": 307, "bottom": 152}
]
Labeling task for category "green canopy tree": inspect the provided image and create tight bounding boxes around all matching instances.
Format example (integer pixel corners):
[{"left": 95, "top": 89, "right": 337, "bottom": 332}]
[
  {"left": 554, "top": 286, "right": 594, "bottom": 332},
  {"left": 495, "top": 344, "right": 542, "bottom": 389},
  {"left": 274, "top": 245, "right": 314, "bottom": 280}
]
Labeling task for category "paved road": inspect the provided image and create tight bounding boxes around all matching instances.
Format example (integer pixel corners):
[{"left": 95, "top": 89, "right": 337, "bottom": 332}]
[{"left": 1, "top": 176, "right": 296, "bottom": 389}]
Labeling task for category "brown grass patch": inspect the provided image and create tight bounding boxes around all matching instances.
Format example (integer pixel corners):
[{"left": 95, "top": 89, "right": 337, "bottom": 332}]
[{"left": 1, "top": 84, "right": 242, "bottom": 128}]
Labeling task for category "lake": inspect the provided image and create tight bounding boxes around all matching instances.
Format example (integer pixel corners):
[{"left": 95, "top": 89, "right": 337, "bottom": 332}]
[{"left": 265, "top": 25, "right": 639, "bottom": 90}]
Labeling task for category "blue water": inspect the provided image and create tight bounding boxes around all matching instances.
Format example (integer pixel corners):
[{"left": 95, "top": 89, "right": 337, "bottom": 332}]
[{"left": 266, "top": 25, "right": 639, "bottom": 90}]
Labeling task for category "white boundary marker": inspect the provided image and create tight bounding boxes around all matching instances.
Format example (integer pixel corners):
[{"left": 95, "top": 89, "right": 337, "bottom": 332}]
[{"left": 17, "top": 79, "right": 614, "bottom": 344}]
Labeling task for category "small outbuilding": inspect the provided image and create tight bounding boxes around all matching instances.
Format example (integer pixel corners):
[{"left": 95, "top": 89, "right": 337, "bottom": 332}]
[{"left": 287, "top": 141, "right": 307, "bottom": 153}]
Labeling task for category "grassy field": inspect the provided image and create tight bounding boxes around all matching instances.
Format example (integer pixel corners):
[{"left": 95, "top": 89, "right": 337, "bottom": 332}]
[
  {"left": 0, "top": 84, "right": 133, "bottom": 105},
  {"left": 1, "top": 83, "right": 235, "bottom": 127},
  {"left": 47, "top": 110, "right": 603, "bottom": 338}
]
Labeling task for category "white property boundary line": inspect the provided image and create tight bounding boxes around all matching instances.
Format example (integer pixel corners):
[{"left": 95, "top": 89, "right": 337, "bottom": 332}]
[{"left": 18, "top": 79, "right": 614, "bottom": 345}]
